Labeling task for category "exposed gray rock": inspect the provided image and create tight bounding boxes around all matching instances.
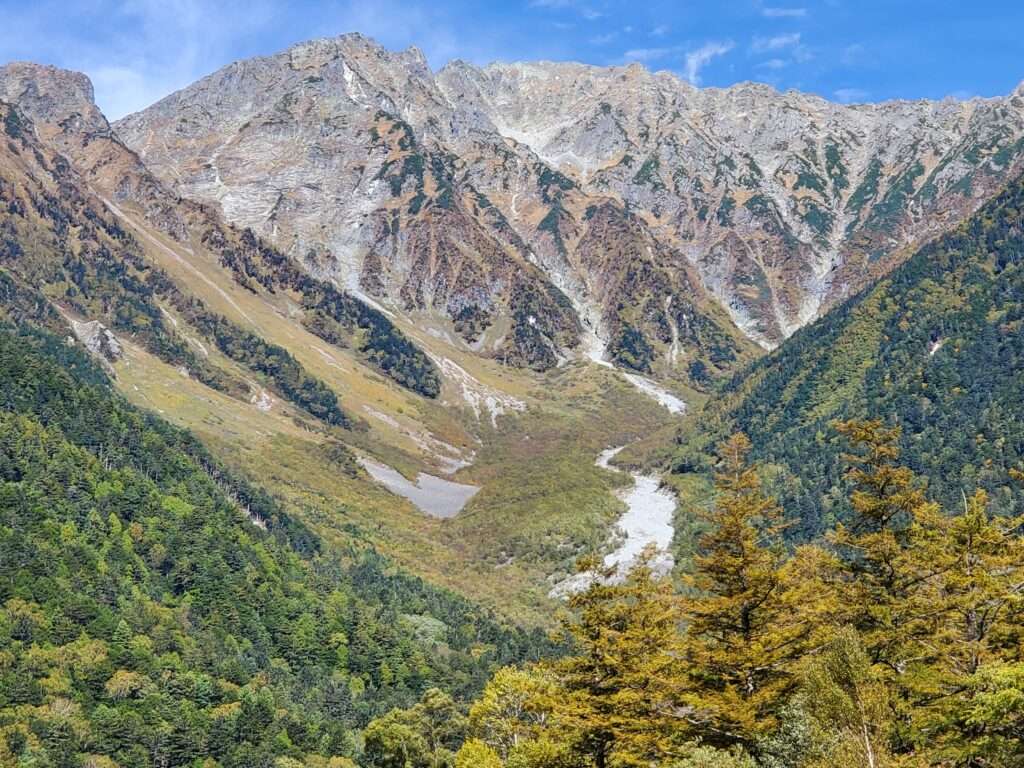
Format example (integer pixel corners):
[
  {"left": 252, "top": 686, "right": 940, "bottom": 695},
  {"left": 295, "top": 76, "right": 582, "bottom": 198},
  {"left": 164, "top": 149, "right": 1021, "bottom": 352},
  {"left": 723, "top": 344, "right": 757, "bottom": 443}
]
[
  {"left": 111, "top": 33, "right": 1024, "bottom": 369},
  {"left": 70, "top": 319, "right": 122, "bottom": 363}
]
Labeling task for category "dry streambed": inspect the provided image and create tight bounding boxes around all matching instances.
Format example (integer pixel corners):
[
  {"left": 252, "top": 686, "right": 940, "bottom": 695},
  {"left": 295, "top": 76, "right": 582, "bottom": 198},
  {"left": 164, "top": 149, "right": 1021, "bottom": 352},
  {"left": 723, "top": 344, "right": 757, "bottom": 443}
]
[
  {"left": 549, "top": 445, "right": 677, "bottom": 597},
  {"left": 357, "top": 457, "right": 480, "bottom": 519}
]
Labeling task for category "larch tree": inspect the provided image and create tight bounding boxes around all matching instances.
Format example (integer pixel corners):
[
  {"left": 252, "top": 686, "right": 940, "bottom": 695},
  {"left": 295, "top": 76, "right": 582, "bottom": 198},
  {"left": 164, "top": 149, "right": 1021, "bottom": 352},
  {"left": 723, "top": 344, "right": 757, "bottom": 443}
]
[
  {"left": 906, "top": 489, "right": 1024, "bottom": 763},
  {"left": 828, "top": 421, "right": 939, "bottom": 672},
  {"left": 549, "top": 550, "right": 688, "bottom": 768},
  {"left": 681, "top": 433, "right": 823, "bottom": 747}
]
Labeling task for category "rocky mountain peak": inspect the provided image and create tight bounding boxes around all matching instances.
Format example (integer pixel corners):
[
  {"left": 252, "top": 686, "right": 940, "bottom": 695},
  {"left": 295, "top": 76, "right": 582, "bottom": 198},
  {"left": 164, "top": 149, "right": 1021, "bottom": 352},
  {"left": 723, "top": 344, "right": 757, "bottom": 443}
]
[
  {"left": 111, "top": 33, "right": 1024, "bottom": 372},
  {"left": 0, "top": 62, "right": 108, "bottom": 136}
]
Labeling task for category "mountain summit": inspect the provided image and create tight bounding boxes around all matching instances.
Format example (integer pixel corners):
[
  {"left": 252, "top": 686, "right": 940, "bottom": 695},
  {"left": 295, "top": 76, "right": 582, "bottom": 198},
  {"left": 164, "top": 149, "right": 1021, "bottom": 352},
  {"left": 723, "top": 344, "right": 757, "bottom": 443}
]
[{"left": 111, "top": 34, "right": 1024, "bottom": 380}]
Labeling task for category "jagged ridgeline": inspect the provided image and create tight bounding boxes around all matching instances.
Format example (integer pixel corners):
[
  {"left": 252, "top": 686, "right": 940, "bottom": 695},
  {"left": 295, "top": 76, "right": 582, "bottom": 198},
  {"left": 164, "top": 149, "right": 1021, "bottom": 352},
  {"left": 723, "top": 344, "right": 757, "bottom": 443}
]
[
  {"left": 0, "top": 101, "right": 438, "bottom": 435},
  {"left": 113, "top": 35, "right": 1024, "bottom": 372},
  {"left": 0, "top": 321, "right": 548, "bottom": 765},
  {"left": 673, "top": 167, "right": 1024, "bottom": 538}
]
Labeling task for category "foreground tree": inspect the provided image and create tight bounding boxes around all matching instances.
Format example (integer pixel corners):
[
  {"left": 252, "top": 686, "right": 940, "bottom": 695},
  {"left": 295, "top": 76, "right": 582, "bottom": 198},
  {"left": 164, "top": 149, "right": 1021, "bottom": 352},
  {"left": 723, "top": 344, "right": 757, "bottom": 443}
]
[
  {"left": 362, "top": 688, "right": 467, "bottom": 768},
  {"left": 467, "top": 666, "right": 558, "bottom": 760},
  {"left": 758, "top": 629, "right": 904, "bottom": 768},
  {"left": 550, "top": 551, "right": 688, "bottom": 767},
  {"left": 906, "top": 490, "right": 1024, "bottom": 764},
  {"left": 681, "top": 434, "right": 824, "bottom": 746}
]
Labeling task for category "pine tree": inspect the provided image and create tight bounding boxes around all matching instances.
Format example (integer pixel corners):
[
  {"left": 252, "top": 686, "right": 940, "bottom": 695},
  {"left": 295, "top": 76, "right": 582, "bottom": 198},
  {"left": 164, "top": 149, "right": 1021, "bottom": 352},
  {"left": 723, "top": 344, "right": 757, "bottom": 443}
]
[
  {"left": 681, "top": 434, "right": 820, "bottom": 746},
  {"left": 550, "top": 550, "right": 688, "bottom": 767}
]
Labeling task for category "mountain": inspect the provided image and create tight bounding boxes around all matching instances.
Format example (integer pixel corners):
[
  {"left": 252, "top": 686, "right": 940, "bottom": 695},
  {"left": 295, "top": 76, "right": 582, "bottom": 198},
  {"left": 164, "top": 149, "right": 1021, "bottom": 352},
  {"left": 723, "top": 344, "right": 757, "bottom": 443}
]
[
  {"left": 0, "top": 61, "right": 441, "bottom": 399},
  {"left": 115, "top": 34, "right": 1024, "bottom": 377},
  {"left": 0, "top": 63, "right": 676, "bottom": 626},
  {"left": 3, "top": 30, "right": 1024, "bottom": 768},
  {"left": 668, "top": 158, "right": 1024, "bottom": 540}
]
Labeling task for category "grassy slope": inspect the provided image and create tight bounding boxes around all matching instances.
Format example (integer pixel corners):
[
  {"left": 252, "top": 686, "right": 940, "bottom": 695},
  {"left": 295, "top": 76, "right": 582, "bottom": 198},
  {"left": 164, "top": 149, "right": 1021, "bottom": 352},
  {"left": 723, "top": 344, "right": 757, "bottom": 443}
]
[{"left": 105, "top": 198, "right": 679, "bottom": 623}]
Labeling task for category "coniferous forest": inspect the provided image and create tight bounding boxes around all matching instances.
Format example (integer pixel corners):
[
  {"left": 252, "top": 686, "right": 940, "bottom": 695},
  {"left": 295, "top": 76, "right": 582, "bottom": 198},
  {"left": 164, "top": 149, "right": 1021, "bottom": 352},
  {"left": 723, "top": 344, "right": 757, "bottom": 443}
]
[{"left": 0, "top": 324, "right": 548, "bottom": 766}]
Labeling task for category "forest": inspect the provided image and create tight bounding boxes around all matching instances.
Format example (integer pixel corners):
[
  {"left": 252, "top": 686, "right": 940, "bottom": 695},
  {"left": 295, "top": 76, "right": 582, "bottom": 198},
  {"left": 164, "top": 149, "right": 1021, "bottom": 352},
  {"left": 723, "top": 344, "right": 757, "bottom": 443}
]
[
  {"left": 0, "top": 323, "right": 549, "bottom": 767},
  {"left": 391, "top": 427, "right": 1022, "bottom": 768},
  {"left": 3, "top": 311, "right": 1021, "bottom": 766}
]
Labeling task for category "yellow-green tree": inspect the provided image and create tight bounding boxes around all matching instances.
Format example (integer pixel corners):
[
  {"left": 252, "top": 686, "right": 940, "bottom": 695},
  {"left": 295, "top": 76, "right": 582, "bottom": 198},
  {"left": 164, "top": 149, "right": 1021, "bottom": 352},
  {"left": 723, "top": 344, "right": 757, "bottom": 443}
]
[
  {"left": 454, "top": 738, "right": 503, "bottom": 768},
  {"left": 467, "top": 666, "right": 558, "bottom": 759},
  {"left": 788, "top": 629, "right": 903, "bottom": 768},
  {"left": 549, "top": 550, "right": 688, "bottom": 767},
  {"left": 906, "top": 490, "right": 1024, "bottom": 764},
  {"left": 828, "top": 421, "right": 941, "bottom": 670},
  {"left": 681, "top": 434, "right": 822, "bottom": 746}
]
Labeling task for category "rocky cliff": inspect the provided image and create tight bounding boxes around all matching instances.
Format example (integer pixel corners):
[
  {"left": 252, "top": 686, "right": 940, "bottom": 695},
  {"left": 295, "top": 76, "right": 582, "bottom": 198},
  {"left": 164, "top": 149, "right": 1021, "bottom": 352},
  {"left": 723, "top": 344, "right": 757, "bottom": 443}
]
[{"left": 113, "top": 34, "right": 1024, "bottom": 378}]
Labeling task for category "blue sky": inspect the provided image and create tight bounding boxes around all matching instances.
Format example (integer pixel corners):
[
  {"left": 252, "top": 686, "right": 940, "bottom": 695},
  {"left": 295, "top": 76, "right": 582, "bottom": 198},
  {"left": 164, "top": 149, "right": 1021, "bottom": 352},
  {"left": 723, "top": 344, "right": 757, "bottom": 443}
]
[{"left": 0, "top": 0, "right": 1021, "bottom": 120}]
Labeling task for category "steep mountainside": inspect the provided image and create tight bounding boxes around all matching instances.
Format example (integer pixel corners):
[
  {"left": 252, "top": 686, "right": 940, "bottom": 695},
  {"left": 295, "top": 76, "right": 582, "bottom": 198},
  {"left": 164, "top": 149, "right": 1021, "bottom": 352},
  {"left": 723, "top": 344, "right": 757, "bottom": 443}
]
[
  {"left": 115, "top": 35, "right": 1024, "bottom": 377},
  {"left": 0, "top": 62, "right": 441, "bottom": 398},
  {"left": 0, "top": 70, "right": 677, "bottom": 623},
  {"left": 442, "top": 63, "right": 1024, "bottom": 345},
  {"left": 112, "top": 35, "right": 763, "bottom": 382},
  {"left": 669, "top": 164, "right": 1024, "bottom": 539}
]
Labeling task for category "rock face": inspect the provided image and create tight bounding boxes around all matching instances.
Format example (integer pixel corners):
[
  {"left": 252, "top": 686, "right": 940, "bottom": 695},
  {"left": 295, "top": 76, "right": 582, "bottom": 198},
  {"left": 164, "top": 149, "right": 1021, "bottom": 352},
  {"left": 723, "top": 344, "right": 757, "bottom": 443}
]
[
  {"left": 70, "top": 319, "right": 122, "bottom": 362},
  {"left": 114, "top": 34, "right": 1024, "bottom": 375},
  {"left": 112, "top": 34, "right": 756, "bottom": 379},
  {"left": 439, "top": 62, "right": 1024, "bottom": 345},
  {"left": 0, "top": 60, "right": 444, "bottom": 403}
]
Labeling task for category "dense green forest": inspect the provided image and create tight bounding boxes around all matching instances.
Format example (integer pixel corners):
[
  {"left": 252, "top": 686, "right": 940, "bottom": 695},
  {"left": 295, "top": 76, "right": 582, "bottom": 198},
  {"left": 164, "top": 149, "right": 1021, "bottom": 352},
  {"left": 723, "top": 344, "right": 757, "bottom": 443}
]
[
  {"left": 3, "top": 317, "right": 1021, "bottom": 766},
  {"left": 672, "top": 167, "right": 1024, "bottom": 539},
  {"left": 0, "top": 323, "right": 548, "bottom": 767}
]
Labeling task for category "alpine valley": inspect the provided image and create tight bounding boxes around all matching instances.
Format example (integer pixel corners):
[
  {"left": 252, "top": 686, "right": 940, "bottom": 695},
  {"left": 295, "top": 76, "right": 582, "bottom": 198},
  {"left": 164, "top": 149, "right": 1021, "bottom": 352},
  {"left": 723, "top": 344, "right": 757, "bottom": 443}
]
[{"left": 2, "top": 28, "right": 1024, "bottom": 768}]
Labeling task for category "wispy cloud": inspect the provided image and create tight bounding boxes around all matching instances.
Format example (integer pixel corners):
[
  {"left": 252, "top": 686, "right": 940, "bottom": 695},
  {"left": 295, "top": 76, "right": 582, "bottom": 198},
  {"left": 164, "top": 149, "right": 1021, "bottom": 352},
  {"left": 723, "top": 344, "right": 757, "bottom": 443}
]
[
  {"left": 756, "top": 58, "right": 788, "bottom": 70},
  {"left": 751, "top": 32, "right": 801, "bottom": 53},
  {"left": 840, "top": 43, "right": 867, "bottom": 67},
  {"left": 684, "top": 40, "right": 734, "bottom": 85},
  {"left": 834, "top": 87, "right": 869, "bottom": 103},
  {"left": 623, "top": 46, "right": 678, "bottom": 62},
  {"left": 762, "top": 7, "right": 807, "bottom": 18},
  {"left": 0, "top": 0, "right": 278, "bottom": 119},
  {"left": 651, "top": 24, "right": 670, "bottom": 37},
  {"left": 589, "top": 32, "right": 617, "bottom": 45},
  {"left": 529, "top": 0, "right": 603, "bottom": 20}
]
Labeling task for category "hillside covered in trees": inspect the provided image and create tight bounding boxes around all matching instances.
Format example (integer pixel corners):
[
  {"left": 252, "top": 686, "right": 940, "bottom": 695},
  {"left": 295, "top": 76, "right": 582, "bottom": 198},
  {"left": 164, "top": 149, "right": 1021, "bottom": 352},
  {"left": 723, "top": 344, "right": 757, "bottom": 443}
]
[
  {"left": 0, "top": 322, "right": 547, "bottom": 767},
  {"left": 670, "top": 166, "right": 1024, "bottom": 540},
  {"left": 391, "top": 428, "right": 1022, "bottom": 768}
]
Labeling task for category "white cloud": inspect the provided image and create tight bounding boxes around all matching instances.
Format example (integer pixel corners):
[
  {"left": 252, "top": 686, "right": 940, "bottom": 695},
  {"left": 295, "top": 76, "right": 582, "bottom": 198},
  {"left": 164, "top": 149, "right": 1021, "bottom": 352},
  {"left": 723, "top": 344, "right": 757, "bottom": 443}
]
[
  {"left": 834, "top": 87, "right": 869, "bottom": 103},
  {"left": 762, "top": 7, "right": 808, "bottom": 17},
  {"left": 529, "top": 0, "right": 602, "bottom": 19},
  {"left": 651, "top": 24, "right": 670, "bottom": 37},
  {"left": 623, "top": 46, "right": 678, "bottom": 62},
  {"left": 751, "top": 32, "right": 801, "bottom": 53},
  {"left": 684, "top": 40, "right": 734, "bottom": 85},
  {"left": 756, "top": 58, "right": 788, "bottom": 70},
  {"left": 1, "top": 0, "right": 279, "bottom": 119},
  {"left": 590, "top": 32, "right": 617, "bottom": 45}
]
